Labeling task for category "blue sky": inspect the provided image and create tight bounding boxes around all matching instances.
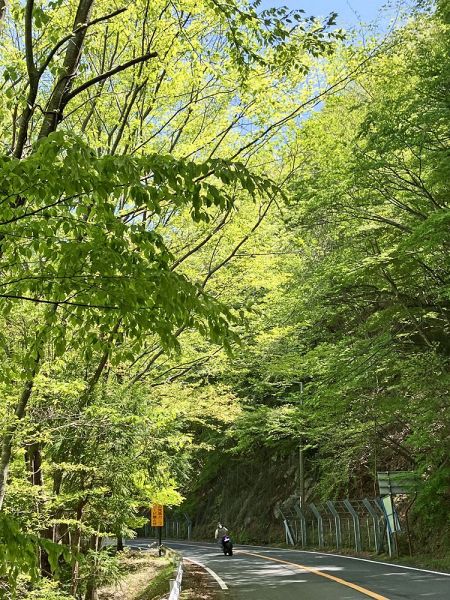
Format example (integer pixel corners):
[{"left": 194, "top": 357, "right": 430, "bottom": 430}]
[{"left": 259, "top": 1, "right": 403, "bottom": 29}]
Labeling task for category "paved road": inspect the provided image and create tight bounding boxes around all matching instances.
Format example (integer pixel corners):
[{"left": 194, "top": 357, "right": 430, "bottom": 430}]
[{"left": 130, "top": 539, "right": 450, "bottom": 599}]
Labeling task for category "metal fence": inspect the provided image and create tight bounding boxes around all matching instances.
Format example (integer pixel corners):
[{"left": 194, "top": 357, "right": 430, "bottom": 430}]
[
  {"left": 137, "top": 513, "right": 192, "bottom": 541},
  {"left": 135, "top": 499, "right": 403, "bottom": 558},
  {"left": 280, "top": 497, "right": 399, "bottom": 556}
]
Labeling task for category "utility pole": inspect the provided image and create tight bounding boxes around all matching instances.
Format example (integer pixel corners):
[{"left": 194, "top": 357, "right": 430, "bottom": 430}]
[{"left": 298, "top": 382, "right": 305, "bottom": 508}]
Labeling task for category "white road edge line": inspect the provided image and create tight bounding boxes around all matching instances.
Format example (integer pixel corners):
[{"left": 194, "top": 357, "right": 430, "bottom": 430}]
[
  {"left": 185, "top": 558, "right": 229, "bottom": 590},
  {"left": 168, "top": 541, "right": 450, "bottom": 578},
  {"left": 241, "top": 544, "right": 450, "bottom": 578}
]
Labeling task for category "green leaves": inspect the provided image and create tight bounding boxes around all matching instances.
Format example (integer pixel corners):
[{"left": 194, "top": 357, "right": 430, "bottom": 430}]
[
  {"left": 182, "top": 6, "right": 450, "bottom": 535},
  {"left": 0, "top": 514, "right": 71, "bottom": 596},
  {"left": 33, "top": 6, "right": 51, "bottom": 29},
  {"left": 207, "top": 0, "right": 344, "bottom": 77},
  {"left": 0, "top": 0, "right": 356, "bottom": 595},
  {"left": 0, "top": 132, "right": 276, "bottom": 360}
]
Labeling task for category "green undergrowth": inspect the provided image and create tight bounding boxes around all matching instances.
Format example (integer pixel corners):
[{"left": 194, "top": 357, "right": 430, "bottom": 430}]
[
  {"left": 135, "top": 563, "right": 174, "bottom": 600},
  {"left": 96, "top": 549, "right": 173, "bottom": 600},
  {"left": 387, "top": 554, "right": 450, "bottom": 574},
  {"left": 16, "top": 579, "right": 73, "bottom": 600}
]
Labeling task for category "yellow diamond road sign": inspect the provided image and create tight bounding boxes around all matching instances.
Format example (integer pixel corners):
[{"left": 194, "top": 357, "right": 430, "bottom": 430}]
[{"left": 151, "top": 504, "right": 164, "bottom": 527}]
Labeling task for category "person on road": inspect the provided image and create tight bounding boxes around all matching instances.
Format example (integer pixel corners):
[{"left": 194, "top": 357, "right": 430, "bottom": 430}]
[{"left": 214, "top": 522, "right": 229, "bottom": 547}]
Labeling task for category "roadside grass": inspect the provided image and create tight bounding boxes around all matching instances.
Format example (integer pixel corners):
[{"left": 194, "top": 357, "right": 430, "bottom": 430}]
[
  {"left": 135, "top": 563, "right": 174, "bottom": 600},
  {"left": 98, "top": 550, "right": 173, "bottom": 600},
  {"left": 387, "top": 554, "right": 450, "bottom": 574}
]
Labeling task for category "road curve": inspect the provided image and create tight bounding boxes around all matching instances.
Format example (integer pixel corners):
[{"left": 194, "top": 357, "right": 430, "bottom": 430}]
[{"left": 130, "top": 539, "right": 450, "bottom": 600}]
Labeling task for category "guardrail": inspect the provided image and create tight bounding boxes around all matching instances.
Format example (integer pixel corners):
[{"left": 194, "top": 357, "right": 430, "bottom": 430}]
[
  {"left": 161, "top": 545, "right": 184, "bottom": 600},
  {"left": 168, "top": 558, "right": 183, "bottom": 600}
]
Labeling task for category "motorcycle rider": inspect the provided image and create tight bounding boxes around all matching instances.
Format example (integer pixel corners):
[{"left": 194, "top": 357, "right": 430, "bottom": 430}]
[{"left": 214, "top": 522, "right": 229, "bottom": 548}]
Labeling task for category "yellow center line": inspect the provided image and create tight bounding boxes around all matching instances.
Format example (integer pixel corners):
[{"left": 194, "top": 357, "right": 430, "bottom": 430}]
[{"left": 237, "top": 550, "right": 390, "bottom": 600}]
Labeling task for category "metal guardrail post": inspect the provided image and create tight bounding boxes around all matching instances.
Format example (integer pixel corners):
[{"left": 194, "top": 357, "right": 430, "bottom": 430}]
[
  {"left": 284, "top": 519, "right": 295, "bottom": 546},
  {"left": 309, "top": 503, "right": 324, "bottom": 547},
  {"left": 362, "top": 498, "right": 381, "bottom": 553},
  {"left": 279, "top": 510, "right": 295, "bottom": 545},
  {"left": 326, "top": 501, "right": 342, "bottom": 550},
  {"left": 294, "top": 504, "right": 307, "bottom": 547},
  {"left": 184, "top": 513, "right": 192, "bottom": 540},
  {"left": 372, "top": 498, "right": 388, "bottom": 555},
  {"left": 343, "top": 499, "right": 362, "bottom": 552},
  {"left": 376, "top": 497, "right": 397, "bottom": 557}
]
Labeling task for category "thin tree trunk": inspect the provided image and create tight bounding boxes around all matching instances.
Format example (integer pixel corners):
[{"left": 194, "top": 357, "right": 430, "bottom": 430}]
[
  {"left": 84, "top": 577, "right": 99, "bottom": 600},
  {"left": 0, "top": 3, "right": 96, "bottom": 507},
  {"left": 71, "top": 499, "right": 87, "bottom": 596},
  {"left": 82, "top": 320, "right": 121, "bottom": 402},
  {"left": 0, "top": 306, "right": 56, "bottom": 510},
  {"left": 84, "top": 534, "right": 101, "bottom": 600},
  {"left": 26, "top": 442, "right": 43, "bottom": 486},
  {"left": 26, "top": 441, "right": 56, "bottom": 576},
  {"left": 0, "top": 1, "right": 7, "bottom": 22},
  {"left": 0, "top": 367, "right": 39, "bottom": 509},
  {"left": 13, "top": 0, "right": 39, "bottom": 158}
]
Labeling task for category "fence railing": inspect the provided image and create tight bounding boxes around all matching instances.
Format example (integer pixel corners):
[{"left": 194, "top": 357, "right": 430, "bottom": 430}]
[
  {"left": 281, "top": 497, "right": 400, "bottom": 557},
  {"left": 137, "top": 513, "right": 192, "bottom": 540},
  {"left": 135, "top": 498, "right": 403, "bottom": 558}
]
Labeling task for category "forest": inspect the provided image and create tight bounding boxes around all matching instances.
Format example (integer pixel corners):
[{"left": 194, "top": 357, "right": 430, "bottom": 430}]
[{"left": 0, "top": 0, "right": 448, "bottom": 598}]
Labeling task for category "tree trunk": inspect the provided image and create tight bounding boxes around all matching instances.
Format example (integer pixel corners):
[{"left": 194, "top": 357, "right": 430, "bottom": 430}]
[
  {"left": 39, "top": 0, "right": 95, "bottom": 138},
  {"left": 26, "top": 442, "right": 43, "bottom": 486},
  {"left": 26, "top": 442, "right": 56, "bottom": 576},
  {"left": 0, "top": 1, "right": 7, "bottom": 22},
  {"left": 0, "top": 375, "right": 38, "bottom": 509},
  {"left": 84, "top": 580, "right": 98, "bottom": 600},
  {"left": 71, "top": 499, "right": 86, "bottom": 596},
  {"left": 13, "top": 0, "right": 39, "bottom": 158},
  {"left": 84, "top": 534, "right": 100, "bottom": 600},
  {"left": 0, "top": 307, "right": 56, "bottom": 510}
]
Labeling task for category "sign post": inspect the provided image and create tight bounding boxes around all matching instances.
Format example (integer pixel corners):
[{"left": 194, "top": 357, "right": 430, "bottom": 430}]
[
  {"left": 151, "top": 504, "right": 164, "bottom": 556},
  {"left": 377, "top": 471, "right": 420, "bottom": 557}
]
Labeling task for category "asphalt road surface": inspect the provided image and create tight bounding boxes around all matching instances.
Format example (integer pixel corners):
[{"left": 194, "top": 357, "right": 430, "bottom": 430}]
[{"left": 130, "top": 539, "right": 450, "bottom": 600}]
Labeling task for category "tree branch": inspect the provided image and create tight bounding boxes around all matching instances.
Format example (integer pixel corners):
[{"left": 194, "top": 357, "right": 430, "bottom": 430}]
[
  {"left": 0, "top": 293, "right": 120, "bottom": 310},
  {"left": 171, "top": 210, "right": 231, "bottom": 271},
  {"left": 24, "top": 0, "right": 37, "bottom": 79},
  {"left": 83, "top": 321, "right": 121, "bottom": 400},
  {"left": 38, "top": 7, "right": 128, "bottom": 77},
  {"left": 201, "top": 198, "right": 275, "bottom": 289},
  {"left": 64, "top": 52, "right": 158, "bottom": 104},
  {"left": 0, "top": 0, "right": 6, "bottom": 22}
]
